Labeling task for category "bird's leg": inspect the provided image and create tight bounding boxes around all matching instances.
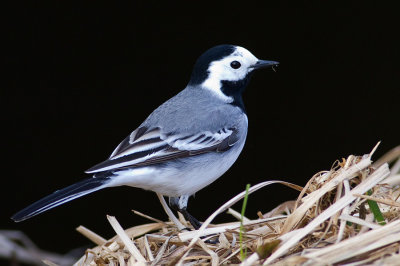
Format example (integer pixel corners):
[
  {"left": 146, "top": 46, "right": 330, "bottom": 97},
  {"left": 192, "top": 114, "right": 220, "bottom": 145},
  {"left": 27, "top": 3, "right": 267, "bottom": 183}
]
[
  {"left": 169, "top": 196, "right": 219, "bottom": 243},
  {"left": 180, "top": 209, "right": 202, "bottom": 230},
  {"left": 169, "top": 196, "right": 202, "bottom": 230}
]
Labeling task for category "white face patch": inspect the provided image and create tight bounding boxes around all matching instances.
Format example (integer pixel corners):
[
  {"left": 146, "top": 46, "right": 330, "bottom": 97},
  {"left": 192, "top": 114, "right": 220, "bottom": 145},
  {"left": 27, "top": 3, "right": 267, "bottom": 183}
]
[{"left": 201, "top": 46, "right": 259, "bottom": 102}]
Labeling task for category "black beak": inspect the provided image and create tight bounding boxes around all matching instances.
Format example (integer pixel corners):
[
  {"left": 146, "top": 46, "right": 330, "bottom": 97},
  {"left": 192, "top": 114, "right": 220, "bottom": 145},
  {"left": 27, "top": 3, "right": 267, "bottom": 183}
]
[{"left": 251, "top": 60, "right": 279, "bottom": 70}]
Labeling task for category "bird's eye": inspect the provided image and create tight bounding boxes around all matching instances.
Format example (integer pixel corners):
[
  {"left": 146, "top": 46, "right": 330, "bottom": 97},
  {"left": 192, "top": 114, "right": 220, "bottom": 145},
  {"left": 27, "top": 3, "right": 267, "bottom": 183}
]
[{"left": 230, "top": 61, "right": 241, "bottom": 69}]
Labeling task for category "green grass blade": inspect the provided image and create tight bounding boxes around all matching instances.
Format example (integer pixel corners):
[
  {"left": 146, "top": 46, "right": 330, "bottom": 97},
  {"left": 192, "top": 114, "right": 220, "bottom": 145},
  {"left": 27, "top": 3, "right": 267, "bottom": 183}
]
[
  {"left": 367, "top": 189, "right": 386, "bottom": 225},
  {"left": 240, "top": 184, "right": 251, "bottom": 261}
]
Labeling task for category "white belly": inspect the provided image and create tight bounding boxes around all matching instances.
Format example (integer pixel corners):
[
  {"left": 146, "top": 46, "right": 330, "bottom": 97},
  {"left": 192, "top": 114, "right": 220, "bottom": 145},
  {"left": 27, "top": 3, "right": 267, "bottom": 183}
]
[{"left": 108, "top": 139, "right": 245, "bottom": 196}]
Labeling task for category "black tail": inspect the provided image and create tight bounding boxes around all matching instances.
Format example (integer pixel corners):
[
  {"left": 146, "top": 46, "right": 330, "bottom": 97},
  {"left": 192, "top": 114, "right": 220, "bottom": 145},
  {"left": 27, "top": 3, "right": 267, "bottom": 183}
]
[{"left": 12, "top": 177, "right": 110, "bottom": 222}]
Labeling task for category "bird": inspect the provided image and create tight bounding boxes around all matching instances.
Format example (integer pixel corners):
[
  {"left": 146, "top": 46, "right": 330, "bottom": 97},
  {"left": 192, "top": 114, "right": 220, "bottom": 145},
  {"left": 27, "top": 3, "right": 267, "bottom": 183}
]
[{"left": 12, "top": 44, "right": 278, "bottom": 229}]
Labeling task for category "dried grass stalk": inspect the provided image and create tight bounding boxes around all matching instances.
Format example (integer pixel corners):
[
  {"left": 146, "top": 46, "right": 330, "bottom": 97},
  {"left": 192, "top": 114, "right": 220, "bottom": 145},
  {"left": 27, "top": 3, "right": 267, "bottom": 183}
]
[{"left": 68, "top": 143, "right": 399, "bottom": 265}]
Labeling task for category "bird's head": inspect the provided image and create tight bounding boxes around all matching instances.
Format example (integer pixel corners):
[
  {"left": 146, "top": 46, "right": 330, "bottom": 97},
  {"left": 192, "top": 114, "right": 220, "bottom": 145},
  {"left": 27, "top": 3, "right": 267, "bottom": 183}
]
[{"left": 188, "top": 45, "right": 278, "bottom": 108}]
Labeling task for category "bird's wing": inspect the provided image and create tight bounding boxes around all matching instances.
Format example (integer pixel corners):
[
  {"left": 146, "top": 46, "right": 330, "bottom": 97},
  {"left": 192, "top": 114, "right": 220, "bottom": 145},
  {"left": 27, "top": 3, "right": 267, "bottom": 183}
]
[{"left": 85, "top": 126, "right": 239, "bottom": 173}]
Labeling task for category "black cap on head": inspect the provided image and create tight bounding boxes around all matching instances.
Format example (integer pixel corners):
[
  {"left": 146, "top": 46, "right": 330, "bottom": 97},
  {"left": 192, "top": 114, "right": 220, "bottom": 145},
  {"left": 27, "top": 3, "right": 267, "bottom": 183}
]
[{"left": 188, "top": 45, "right": 236, "bottom": 86}]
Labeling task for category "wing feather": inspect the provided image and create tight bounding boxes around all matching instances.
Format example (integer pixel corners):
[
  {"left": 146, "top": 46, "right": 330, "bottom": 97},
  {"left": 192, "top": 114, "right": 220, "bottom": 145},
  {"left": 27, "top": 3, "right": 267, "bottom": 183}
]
[{"left": 85, "top": 126, "right": 239, "bottom": 173}]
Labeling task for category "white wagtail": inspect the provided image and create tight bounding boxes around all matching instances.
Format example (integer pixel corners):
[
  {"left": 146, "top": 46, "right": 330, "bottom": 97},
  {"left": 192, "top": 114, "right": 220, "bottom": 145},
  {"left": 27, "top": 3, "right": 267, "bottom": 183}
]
[{"left": 12, "top": 45, "right": 278, "bottom": 228}]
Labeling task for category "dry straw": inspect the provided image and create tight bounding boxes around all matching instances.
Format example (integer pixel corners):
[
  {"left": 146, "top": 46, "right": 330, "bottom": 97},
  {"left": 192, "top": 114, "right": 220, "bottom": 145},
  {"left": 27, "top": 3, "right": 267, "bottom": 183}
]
[
  {"left": 12, "top": 142, "right": 393, "bottom": 265},
  {"left": 60, "top": 143, "right": 398, "bottom": 265}
]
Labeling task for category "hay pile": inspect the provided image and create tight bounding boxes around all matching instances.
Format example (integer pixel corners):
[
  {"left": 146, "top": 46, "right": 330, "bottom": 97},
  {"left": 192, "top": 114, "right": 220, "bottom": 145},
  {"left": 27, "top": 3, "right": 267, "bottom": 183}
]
[{"left": 70, "top": 143, "right": 400, "bottom": 265}]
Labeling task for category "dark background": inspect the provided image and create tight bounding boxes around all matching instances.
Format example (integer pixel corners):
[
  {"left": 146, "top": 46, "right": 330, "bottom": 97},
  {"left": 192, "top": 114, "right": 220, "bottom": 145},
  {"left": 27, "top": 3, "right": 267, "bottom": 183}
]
[{"left": 3, "top": 1, "right": 399, "bottom": 259}]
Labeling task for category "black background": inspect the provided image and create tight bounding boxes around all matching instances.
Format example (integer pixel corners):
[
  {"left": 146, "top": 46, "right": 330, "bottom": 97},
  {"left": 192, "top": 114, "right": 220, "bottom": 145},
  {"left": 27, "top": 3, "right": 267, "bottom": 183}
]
[{"left": 3, "top": 1, "right": 399, "bottom": 259}]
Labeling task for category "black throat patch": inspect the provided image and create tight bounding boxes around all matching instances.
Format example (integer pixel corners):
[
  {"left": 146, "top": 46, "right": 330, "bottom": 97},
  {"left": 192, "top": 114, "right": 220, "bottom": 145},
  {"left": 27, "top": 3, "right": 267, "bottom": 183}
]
[{"left": 220, "top": 74, "right": 253, "bottom": 113}]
